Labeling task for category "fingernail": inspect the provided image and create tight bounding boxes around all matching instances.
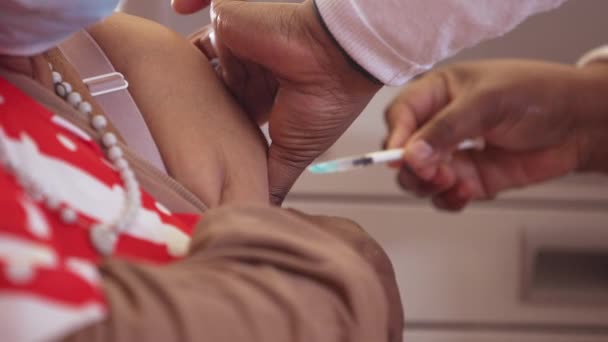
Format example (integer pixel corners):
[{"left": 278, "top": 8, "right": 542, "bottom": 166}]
[{"left": 407, "top": 140, "right": 434, "bottom": 164}]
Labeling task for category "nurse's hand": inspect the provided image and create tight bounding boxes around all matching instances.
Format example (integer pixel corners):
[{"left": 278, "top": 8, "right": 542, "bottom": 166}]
[
  {"left": 173, "top": 0, "right": 382, "bottom": 205},
  {"left": 385, "top": 60, "right": 608, "bottom": 211}
]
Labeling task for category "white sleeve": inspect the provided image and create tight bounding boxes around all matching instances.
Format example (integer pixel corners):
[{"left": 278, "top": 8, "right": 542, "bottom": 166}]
[{"left": 315, "top": 0, "right": 567, "bottom": 85}]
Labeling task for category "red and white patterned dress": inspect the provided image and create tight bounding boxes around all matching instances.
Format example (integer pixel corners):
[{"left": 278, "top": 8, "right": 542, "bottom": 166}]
[{"left": 0, "top": 77, "right": 200, "bottom": 341}]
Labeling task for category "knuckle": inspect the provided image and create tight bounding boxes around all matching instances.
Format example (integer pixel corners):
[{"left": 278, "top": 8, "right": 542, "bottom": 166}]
[
  {"left": 269, "top": 192, "right": 285, "bottom": 206},
  {"left": 427, "top": 116, "right": 456, "bottom": 145}
]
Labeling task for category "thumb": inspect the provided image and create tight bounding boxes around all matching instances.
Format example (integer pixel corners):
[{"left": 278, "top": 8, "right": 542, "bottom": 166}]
[
  {"left": 267, "top": 143, "right": 312, "bottom": 206},
  {"left": 404, "top": 95, "right": 490, "bottom": 171},
  {"left": 211, "top": 0, "right": 303, "bottom": 71},
  {"left": 171, "top": 0, "right": 211, "bottom": 14}
]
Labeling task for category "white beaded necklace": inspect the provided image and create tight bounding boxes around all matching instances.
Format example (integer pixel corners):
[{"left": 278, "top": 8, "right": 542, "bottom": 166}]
[{"left": 0, "top": 64, "right": 141, "bottom": 256}]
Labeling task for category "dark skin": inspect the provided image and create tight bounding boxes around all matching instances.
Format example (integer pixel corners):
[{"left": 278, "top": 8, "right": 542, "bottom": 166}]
[
  {"left": 177, "top": 0, "right": 382, "bottom": 205},
  {"left": 0, "top": 15, "right": 404, "bottom": 341},
  {"left": 384, "top": 59, "right": 608, "bottom": 211}
]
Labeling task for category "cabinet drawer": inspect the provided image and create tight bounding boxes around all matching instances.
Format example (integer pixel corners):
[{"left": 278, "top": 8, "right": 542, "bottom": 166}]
[{"left": 286, "top": 201, "right": 608, "bottom": 327}]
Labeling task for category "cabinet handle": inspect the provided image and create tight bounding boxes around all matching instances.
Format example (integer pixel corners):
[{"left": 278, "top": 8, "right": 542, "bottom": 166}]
[{"left": 522, "top": 226, "right": 608, "bottom": 305}]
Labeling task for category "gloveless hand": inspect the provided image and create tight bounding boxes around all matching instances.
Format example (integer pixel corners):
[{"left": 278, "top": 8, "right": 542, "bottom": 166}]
[
  {"left": 385, "top": 60, "right": 608, "bottom": 211},
  {"left": 173, "top": 0, "right": 382, "bottom": 205}
]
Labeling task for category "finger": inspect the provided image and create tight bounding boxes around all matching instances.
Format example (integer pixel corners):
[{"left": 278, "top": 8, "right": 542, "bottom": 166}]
[
  {"left": 431, "top": 181, "right": 474, "bottom": 212},
  {"left": 172, "top": 0, "right": 211, "bottom": 14},
  {"left": 239, "top": 62, "right": 278, "bottom": 122},
  {"left": 384, "top": 73, "right": 451, "bottom": 150},
  {"left": 189, "top": 25, "right": 218, "bottom": 60},
  {"left": 397, "top": 164, "right": 457, "bottom": 197},
  {"left": 217, "top": 45, "right": 247, "bottom": 92},
  {"left": 211, "top": 1, "right": 300, "bottom": 70},
  {"left": 265, "top": 88, "right": 353, "bottom": 205},
  {"left": 464, "top": 142, "right": 578, "bottom": 199},
  {"left": 403, "top": 94, "right": 490, "bottom": 172},
  {"left": 267, "top": 143, "right": 312, "bottom": 206},
  {"left": 397, "top": 166, "right": 424, "bottom": 196},
  {"left": 429, "top": 165, "right": 458, "bottom": 194}
]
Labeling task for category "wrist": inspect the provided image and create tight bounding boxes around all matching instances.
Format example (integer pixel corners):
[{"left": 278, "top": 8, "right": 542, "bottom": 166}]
[
  {"left": 310, "top": 0, "right": 381, "bottom": 86},
  {"left": 297, "top": 0, "right": 382, "bottom": 95}
]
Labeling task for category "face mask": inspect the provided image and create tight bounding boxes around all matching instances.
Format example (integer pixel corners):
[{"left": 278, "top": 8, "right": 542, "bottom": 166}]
[{"left": 0, "top": 0, "right": 119, "bottom": 56}]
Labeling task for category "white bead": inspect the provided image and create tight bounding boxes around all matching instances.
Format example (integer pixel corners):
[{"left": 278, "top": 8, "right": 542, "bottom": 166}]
[
  {"left": 131, "top": 195, "right": 141, "bottom": 209},
  {"left": 60, "top": 208, "right": 77, "bottom": 224},
  {"left": 120, "top": 168, "right": 134, "bottom": 182},
  {"left": 126, "top": 187, "right": 140, "bottom": 202},
  {"left": 114, "top": 158, "right": 128, "bottom": 171},
  {"left": 90, "top": 225, "right": 118, "bottom": 256},
  {"left": 91, "top": 115, "right": 107, "bottom": 131},
  {"left": 124, "top": 172, "right": 138, "bottom": 186},
  {"left": 102, "top": 132, "right": 117, "bottom": 147},
  {"left": 128, "top": 197, "right": 141, "bottom": 214},
  {"left": 51, "top": 71, "right": 62, "bottom": 84},
  {"left": 78, "top": 101, "right": 92, "bottom": 115},
  {"left": 126, "top": 185, "right": 140, "bottom": 199},
  {"left": 55, "top": 84, "right": 67, "bottom": 97},
  {"left": 67, "top": 92, "right": 82, "bottom": 107},
  {"left": 107, "top": 146, "right": 123, "bottom": 161},
  {"left": 45, "top": 196, "right": 61, "bottom": 211},
  {"left": 61, "top": 82, "right": 73, "bottom": 95}
]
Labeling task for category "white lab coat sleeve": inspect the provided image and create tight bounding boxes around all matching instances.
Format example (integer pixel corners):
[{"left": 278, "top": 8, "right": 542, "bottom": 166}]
[{"left": 315, "top": 0, "right": 567, "bottom": 85}]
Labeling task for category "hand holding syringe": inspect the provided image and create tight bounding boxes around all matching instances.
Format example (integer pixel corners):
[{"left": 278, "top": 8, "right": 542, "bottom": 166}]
[{"left": 308, "top": 138, "right": 485, "bottom": 174}]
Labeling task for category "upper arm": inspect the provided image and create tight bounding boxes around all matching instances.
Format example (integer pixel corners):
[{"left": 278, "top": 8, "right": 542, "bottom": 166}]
[{"left": 88, "top": 13, "right": 269, "bottom": 207}]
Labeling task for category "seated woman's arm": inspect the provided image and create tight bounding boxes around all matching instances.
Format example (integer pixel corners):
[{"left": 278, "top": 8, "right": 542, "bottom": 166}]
[
  {"left": 64, "top": 206, "right": 403, "bottom": 342},
  {"left": 88, "top": 13, "right": 268, "bottom": 207}
]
